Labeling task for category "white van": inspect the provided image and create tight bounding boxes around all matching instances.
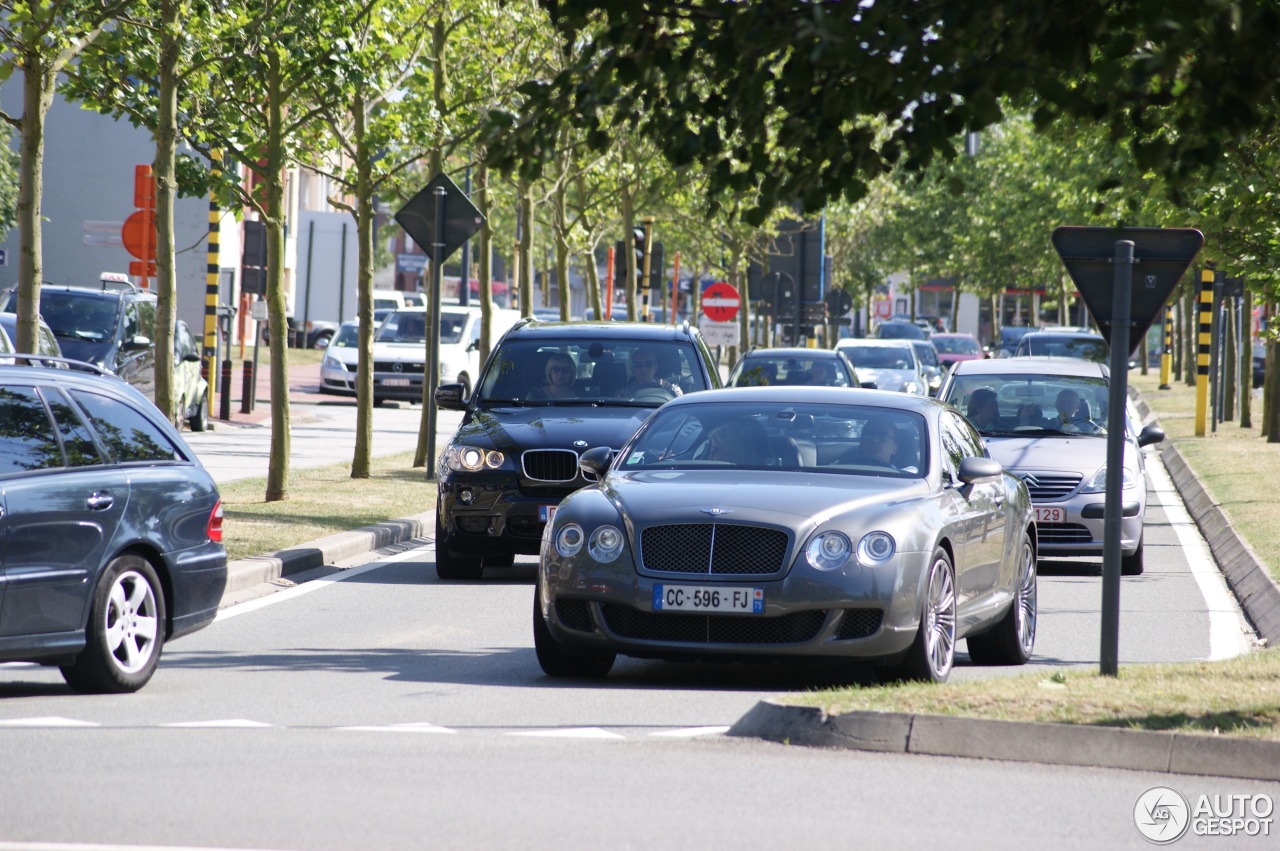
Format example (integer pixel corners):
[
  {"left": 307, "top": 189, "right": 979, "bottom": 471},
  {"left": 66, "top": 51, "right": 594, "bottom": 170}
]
[{"left": 371, "top": 305, "right": 522, "bottom": 403}]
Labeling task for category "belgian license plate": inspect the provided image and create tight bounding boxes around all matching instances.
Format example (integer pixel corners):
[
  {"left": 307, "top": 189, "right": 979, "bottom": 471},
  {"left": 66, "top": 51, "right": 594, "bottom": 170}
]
[
  {"left": 538, "top": 505, "right": 557, "bottom": 523},
  {"left": 653, "top": 585, "right": 764, "bottom": 614},
  {"left": 1035, "top": 506, "right": 1066, "bottom": 523},
  {"left": 383, "top": 377, "right": 411, "bottom": 387}
]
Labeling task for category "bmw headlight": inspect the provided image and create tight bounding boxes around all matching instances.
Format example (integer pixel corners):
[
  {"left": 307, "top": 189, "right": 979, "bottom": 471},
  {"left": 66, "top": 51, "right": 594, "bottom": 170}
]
[
  {"left": 444, "top": 444, "right": 505, "bottom": 472},
  {"left": 555, "top": 523, "right": 584, "bottom": 557},
  {"left": 856, "top": 531, "right": 896, "bottom": 565},
  {"left": 806, "top": 531, "right": 852, "bottom": 571},
  {"left": 1080, "top": 466, "right": 1138, "bottom": 493},
  {"left": 588, "top": 525, "right": 625, "bottom": 562}
]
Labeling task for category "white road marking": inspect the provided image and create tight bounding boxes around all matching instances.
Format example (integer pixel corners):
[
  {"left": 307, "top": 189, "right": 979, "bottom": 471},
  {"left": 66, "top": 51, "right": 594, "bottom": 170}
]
[
  {"left": 1146, "top": 451, "right": 1254, "bottom": 660},
  {"left": 649, "top": 726, "right": 730, "bottom": 738},
  {"left": 0, "top": 843, "right": 295, "bottom": 851},
  {"left": 507, "top": 727, "right": 625, "bottom": 739},
  {"left": 213, "top": 546, "right": 428, "bottom": 622},
  {"left": 161, "top": 719, "right": 276, "bottom": 728},
  {"left": 336, "top": 722, "right": 455, "bottom": 734},
  {"left": 0, "top": 717, "right": 98, "bottom": 727}
]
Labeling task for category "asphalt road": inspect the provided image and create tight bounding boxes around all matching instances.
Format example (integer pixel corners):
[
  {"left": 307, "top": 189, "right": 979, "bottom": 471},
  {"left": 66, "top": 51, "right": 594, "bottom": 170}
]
[{"left": 0, "top": 378, "right": 1269, "bottom": 849}]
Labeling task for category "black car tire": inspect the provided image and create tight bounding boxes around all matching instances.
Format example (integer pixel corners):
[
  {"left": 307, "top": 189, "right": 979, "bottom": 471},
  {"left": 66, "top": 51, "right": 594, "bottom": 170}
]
[
  {"left": 532, "top": 590, "right": 614, "bottom": 678},
  {"left": 885, "top": 546, "right": 956, "bottom": 683},
  {"left": 1121, "top": 537, "right": 1145, "bottom": 576},
  {"left": 966, "top": 530, "right": 1037, "bottom": 666},
  {"left": 61, "top": 555, "right": 166, "bottom": 694},
  {"left": 434, "top": 516, "right": 484, "bottom": 580},
  {"left": 190, "top": 394, "right": 209, "bottom": 432}
]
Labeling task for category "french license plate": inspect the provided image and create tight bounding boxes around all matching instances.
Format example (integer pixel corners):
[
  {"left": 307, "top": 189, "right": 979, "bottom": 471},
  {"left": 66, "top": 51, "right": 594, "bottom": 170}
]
[
  {"left": 1034, "top": 506, "right": 1066, "bottom": 523},
  {"left": 383, "top": 377, "right": 411, "bottom": 387},
  {"left": 653, "top": 585, "right": 764, "bottom": 614},
  {"left": 538, "top": 505, "right": 557, "bottom": 523}
]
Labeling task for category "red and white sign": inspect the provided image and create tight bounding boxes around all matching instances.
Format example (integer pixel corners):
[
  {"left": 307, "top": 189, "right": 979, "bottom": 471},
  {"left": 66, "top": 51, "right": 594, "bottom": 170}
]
[{"left": 702, "top": 281, "right": 741, "bottom": 322}]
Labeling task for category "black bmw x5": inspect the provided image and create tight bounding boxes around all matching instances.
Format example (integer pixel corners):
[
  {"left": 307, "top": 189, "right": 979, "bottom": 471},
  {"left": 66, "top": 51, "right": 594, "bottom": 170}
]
[{"left": 432, "top": 318, "right": 722, "bottom": 579}]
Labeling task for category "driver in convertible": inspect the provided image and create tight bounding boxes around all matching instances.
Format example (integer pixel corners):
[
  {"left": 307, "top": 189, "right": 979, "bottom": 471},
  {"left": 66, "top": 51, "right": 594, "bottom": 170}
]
[{"left": 619, "top": 347, "right": 683, "bottom": 397}]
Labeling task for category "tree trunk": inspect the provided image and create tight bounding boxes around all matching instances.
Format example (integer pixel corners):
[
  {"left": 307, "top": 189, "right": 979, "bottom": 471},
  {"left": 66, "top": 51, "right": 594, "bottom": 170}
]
[
  {"left": 351, "top": 92, "right": 374, "bottom": 479},
  {"left": 153, "top": 7, "right": 180, "bottom": 426},
  {"left": 476, "top": 160, "right": 495, "bottom": 366},
  {"left": 264, "top": 47, "right": 291, "bottom": 502},
  {"left": 1240, "top": 288, "right": 1253, "bottom": 429},
  {"left": 14, "top": 57, "right": 57, "bottom": 354}
]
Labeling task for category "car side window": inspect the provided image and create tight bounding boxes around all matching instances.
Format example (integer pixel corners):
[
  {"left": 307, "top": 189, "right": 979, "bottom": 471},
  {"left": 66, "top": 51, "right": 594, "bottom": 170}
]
[
  {"left": 69, "top": 389, "right": 181, "bottom": 463},
  {"left": 940, "top": 411, "right": 984, "bottom": 481},
  {"left": 0, "top": 386, "right": 62, "bottom": 474},
  {"left": 42, "top": 387, "right": 104, "bottom": 467}
]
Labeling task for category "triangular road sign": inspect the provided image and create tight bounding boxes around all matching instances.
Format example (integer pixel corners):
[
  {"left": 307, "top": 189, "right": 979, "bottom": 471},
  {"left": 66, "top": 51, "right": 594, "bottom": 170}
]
[
  {"left": 394, "top": 172, "right": 485, "bottom": 264},
  {"left": 1051, "top": 226, "right": 1204, "bottom": 355}
]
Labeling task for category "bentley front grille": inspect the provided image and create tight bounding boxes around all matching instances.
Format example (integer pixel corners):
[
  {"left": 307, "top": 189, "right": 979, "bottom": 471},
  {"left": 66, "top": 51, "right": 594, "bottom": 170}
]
[
  {"left": 521, "top": 449, "right": 579, "bottom": 482},
  {"left": 600, "top": 604, "right": 827, "bottom": 645},
  {"left": 640, "top": 523, "right": 789, "bottom": 576},
  {"left": 835, "top": 609, "right": 884, "bottom": 640}
]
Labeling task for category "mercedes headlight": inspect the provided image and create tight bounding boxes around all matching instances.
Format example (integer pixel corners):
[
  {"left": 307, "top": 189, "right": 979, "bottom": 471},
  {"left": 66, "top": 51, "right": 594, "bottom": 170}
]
[
  {"left": 806, "top": 532, "right": 852, "bottom": 571},
  {"left": 1080, "top": 466, "right": 1138, "bottom": 493},
  {"left": 856, "top": 531, "right": 896, "bottom": 565}
]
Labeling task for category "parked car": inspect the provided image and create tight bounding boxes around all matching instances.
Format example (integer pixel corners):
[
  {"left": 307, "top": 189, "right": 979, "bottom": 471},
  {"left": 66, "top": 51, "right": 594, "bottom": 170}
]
[
  {"left": 318, "top": 320, "right": 362, "bottom": 397},
  {"left": 533, "top": 386, "right": 1037, "bottom": 683},
  {"left": 875, "top": 319, "right": 930, "bottom": 340},
  {"left": 937, "top": 357, "right": 1165, "bottom": 575},
  {"left": 1254, "top": 342, "right": 1266, "bottom": 389},
  {"left": 433, "top": 319, "right": 723, "bottom": 579},
  {"left": 173, "top": 319, "right": 209, "bottom": 432},
  {"left": 0, "top": 358, "right": 227, "bottom": 691},
  {"left": 364, "top": 305, "right": 522, "bottom": 403},
  {"left": 833, "top": 338, "right": 928, "bottom": 395},
  {"left": 911, "top": 339, "right": 944, "bottom": 396},
  {"left": 930, "top": 332, "right": 985, "bottom": 370},
  {"left": 726, "top": 347, "right": 865, "bottom": 388},
  {"left": 992, "top": 326, "right": 1036, "bottom": 358},
  {"left": 1013, "top": 330, "right": 1109, "bottom": 363},
  {"left": 0, "top": 315, "right": 12, "bottom": 361},
  {"left": 0, "top": 312, "right": 62, "bottom": 360},
  {"left": 1, "top": 277, "right": 157, "bottom": 398}
]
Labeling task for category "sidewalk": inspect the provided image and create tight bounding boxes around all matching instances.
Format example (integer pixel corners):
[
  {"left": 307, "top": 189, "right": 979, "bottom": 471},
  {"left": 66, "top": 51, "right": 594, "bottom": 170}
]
[{"left": 205, "top": 350, "right": 321, "bottom": 428}]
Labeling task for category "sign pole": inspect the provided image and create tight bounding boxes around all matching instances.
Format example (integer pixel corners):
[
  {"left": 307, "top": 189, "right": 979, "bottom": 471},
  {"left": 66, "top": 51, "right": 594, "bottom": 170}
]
[
  {"left": 426, "top": 185, "right": 446, "bottom": 479},
  {"left": 1100, "top": 239, "right": 1134, "bottom": 677}
]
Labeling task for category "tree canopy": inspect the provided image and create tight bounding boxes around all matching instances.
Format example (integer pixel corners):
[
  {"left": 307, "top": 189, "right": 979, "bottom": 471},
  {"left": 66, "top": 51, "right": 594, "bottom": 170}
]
[{"left": 484, "top": 1, "right": 1280, "bottom": 223}]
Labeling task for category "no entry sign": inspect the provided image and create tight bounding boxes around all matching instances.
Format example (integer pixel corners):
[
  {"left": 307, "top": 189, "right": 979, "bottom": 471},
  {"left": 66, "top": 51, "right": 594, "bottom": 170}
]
[{"left": 702, "top": 281, "right": 741, "bottom": 322}]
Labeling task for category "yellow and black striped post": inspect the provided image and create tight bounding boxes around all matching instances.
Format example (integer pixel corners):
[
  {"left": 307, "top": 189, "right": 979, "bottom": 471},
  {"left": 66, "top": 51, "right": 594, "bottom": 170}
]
[
  {"left": 202, "top": 152, "right": 221, "bottom": 416},
  {"left": 1194, "top": 268, "right": 1214, "bottom": 435},
  {"left": 1159, "top": 303, "right": 1173, "bottom": 389}
]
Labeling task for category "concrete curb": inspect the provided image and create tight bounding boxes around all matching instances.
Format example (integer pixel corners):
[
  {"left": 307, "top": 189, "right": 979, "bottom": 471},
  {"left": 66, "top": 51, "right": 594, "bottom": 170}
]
[
  {"left": 727, "top": 701, "right": 1280, "bottom": 781},
  {"left": 222, "top": 511, "right": 435, "bottom": 596},
  {"left": 1130, "top": 392, "right": 1280, "bottom": 647}
]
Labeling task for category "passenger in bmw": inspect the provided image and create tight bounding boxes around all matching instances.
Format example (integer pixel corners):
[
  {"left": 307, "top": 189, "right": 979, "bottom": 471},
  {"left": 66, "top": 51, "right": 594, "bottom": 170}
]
[{"left": 528, "top": 353, "right": 577, "bottom": 400}]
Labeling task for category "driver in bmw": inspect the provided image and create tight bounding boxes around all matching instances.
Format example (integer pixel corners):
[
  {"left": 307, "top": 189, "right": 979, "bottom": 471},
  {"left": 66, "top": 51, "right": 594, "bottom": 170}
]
[{"left": 619, "top": 347, "right": 683, "bottom": 397}]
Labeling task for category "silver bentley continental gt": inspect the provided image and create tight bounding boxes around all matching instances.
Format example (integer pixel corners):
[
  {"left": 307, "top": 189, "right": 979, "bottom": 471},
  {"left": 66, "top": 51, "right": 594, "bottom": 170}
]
[{"left": 534, "top": 386, "right": 1038, "bottom": 683}]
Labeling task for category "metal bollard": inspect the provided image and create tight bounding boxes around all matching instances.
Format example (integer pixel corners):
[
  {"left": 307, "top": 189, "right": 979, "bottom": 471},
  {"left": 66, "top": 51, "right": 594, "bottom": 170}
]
[
  {"left": 219, "top": 359, "right": 232, "bottom": 421},
  {"left": 240, "top": 360, "right": 254, "bottom": 414}
]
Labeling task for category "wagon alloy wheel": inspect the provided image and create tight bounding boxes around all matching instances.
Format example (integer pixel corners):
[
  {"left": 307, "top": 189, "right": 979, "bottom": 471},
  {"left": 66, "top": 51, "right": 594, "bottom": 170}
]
[
  {"left": 889, "top": 547, "right": 956, "bottom": 683},
  {"left": 967, "top": 530, "right": 1038, "bottom": 666},
  {"left": 61, "top": 555, "right": 166, "bottom": 694}
]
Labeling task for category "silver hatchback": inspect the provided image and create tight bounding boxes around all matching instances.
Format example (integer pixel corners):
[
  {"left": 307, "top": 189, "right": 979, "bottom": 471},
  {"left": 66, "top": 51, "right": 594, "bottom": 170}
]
[{"left": 938, "top": 357, "right": 1165, "bottom": 575}]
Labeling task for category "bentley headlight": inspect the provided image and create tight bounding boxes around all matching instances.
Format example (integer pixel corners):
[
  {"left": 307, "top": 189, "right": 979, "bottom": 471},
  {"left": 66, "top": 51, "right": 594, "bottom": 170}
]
[
  {"left": 1080, "top": 466, "right": 1137, "bottom": 493},
  {"left": 806, "top": 532, "right": 852, "bottom": 571},
  {"left": 856, "top": 531, "right": 896, "bottom": 565},
  {"left": 445, "top": 444, "right": 505, "bottom": 472},
  {"left": 588, "top": 525, "right": 625, "bottom": 562},
  {"left": 555, "top": 523, "right": 584, "bottom": 557}
]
